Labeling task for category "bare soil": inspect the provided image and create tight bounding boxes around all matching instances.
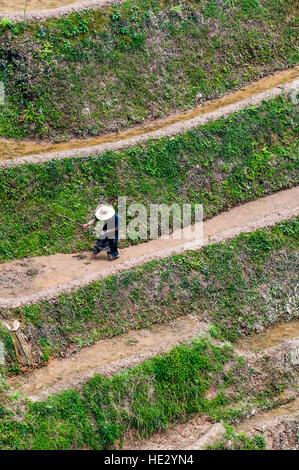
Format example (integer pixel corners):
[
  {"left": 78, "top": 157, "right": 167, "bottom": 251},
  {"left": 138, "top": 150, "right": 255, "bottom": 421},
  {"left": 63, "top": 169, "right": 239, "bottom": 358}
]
[
  {"left": 124, "top": 400, "right": 299, "bottom": 450},
  {"left": 0, "top": 0, "right": 77, "bottom": 12},
  {"left": 124, "top": 415, "right": 221, "bottom": 451},
  {"left": 235, "top": 401, "right": 299, "bottom": 451},
  {"left": 0, "top": 259, "right": 45, "bottom": 293},
  {"left": 235, "top": 321, "right": 299, "bottom": 352},
  {"left": 0, "top": 69, "right": 298, "bottom": 166},
  {"left": 0, "top": 0, "right": 120, "bottom": 20}
]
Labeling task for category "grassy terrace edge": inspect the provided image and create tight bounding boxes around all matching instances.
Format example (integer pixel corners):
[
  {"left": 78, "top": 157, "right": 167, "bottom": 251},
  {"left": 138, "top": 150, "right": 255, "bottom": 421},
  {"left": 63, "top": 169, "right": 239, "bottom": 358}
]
[
  {"left": 0, "top": 94, "right": 298, "bottom": 261},
  {"left": 0, "top": 0, "right": 298, "bottom": 139},
  {"left": 1, "top": 218, "right": 298, "bottom": 374},
  {"left": 0, "top": 329, "right": 296, "bottom": 450}
]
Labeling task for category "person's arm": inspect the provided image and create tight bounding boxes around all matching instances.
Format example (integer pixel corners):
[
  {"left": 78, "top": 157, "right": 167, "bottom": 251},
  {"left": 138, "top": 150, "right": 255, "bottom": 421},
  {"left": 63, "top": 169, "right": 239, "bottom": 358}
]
[{"left": 83, "top": 218, "right": 97, "bottom": 229}]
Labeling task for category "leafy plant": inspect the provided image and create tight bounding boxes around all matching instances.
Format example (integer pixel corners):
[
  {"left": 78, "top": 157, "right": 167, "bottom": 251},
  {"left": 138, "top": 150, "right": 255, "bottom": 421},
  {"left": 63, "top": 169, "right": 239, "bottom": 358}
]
[{"left": 0, "top": 18, "right": 14, "bottom": 29}]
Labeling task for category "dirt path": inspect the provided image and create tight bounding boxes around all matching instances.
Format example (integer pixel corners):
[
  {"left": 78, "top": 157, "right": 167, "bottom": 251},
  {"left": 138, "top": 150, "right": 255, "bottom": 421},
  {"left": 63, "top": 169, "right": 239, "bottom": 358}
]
[
  {"left": 0, "top": 0, "right": 120, "bottom": 20},
  {"left": 0, "top": 0, "right": 78, "bottom": 12},
  {"left": 6, "top": 316, "right": 299, "bottom": 402},
  {"left": 7, "top": 315, "right": 210, "bottom": 401},
  {"left": 0, "top": 186, "right": 298, "bottom": 309},
  {"left": 0, "top": 69, "right": 298, "bottom": 166},
  {"left": 235, "top": 399, "right": 299, "bottom": 436},
  {"left": 125, "top": 398, "right": 299, "bottom": 450},
  {"left": 235, "top": 321, "right": 299, "bottom": 352}
]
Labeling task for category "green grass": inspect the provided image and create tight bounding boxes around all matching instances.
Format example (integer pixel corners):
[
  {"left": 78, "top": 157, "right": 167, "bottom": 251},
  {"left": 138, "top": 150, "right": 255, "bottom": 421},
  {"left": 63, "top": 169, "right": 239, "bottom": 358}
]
[
  {"left": 206, "top": 424, "right": 266, "bottom": 450},
  {"left": 1, "top": 219, "right": 298, "bottom": 374},
  {"left": 0, "top": 335, "right": 293, "bottom": 450},
  {"left": 0, "top": 94, "right": 298, "bottom": 261},
  {"left": 0, "top": 0, "right": 297, "bottom": 139}
]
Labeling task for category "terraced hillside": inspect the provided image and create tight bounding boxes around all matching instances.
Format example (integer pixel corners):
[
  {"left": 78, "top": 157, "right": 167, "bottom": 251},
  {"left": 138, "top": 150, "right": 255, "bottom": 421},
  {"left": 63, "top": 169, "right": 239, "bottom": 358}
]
[
  {"left": 0, "top": 94, "right": 298, "bottom": 261},
  {"left": 0, "top": 218, "right": 298, "bottom": 449},
  {"left": 1, "top": 216, "right": 298, "bottom": 371},
  {"left": 0, "top": 0, "right": 298, "bottom": 140},
  {"left": 0, "top": 0, "right": 298, "bottom": 453}
]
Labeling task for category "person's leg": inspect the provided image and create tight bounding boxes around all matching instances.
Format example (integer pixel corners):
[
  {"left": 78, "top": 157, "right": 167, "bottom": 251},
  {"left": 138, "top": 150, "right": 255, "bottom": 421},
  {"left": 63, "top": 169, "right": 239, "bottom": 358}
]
[
  {"left": 91, "top": 238, "right": 104, "bottom": 259},
  {"left": 107, "top": 239, "right": 119, "bottom": 259}
]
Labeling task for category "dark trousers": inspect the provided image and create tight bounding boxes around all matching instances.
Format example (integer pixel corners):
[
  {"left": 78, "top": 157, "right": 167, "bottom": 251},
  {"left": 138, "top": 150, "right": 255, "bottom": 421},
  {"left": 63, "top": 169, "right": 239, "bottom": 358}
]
[{"left": 93, "top": 237, "right": 119, "bottom": 256}]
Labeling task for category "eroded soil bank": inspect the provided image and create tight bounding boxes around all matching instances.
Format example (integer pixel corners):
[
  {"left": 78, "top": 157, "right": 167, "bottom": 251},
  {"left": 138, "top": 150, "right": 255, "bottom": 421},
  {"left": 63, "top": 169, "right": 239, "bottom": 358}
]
[
  {"left": 125, "top": 399, "right": 299, "bottom": 450},
  {"left": 0, "top": 69, "right": 298, "bottom": 165},
  {"left": 0, "top": 186, "right": 298, "bottom": 309},
  {"left": 236, "top": 321, "right": 299, "bottom": 352},
  {"left": 123, "top": 329, "right": 298, "bottom": 450}
]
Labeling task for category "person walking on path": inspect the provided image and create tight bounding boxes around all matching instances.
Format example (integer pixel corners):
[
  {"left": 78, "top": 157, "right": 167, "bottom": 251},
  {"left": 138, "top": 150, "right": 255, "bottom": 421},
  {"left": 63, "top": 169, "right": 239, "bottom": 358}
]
[{"left": 84, "top": 205, "right": 119, "bottom": 260}]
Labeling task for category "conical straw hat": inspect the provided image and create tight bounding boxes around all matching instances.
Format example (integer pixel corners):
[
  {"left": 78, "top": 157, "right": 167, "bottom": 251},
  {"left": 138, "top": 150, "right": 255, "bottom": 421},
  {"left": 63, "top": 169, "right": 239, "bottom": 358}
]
[{"left": 95, "top": 205, "right": 115, "bottom": 221}]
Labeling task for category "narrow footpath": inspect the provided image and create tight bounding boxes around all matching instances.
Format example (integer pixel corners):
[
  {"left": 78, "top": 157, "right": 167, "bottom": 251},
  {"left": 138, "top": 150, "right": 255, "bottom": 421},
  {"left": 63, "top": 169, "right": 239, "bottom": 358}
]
[{"left": 0, "top": 186, "right": 298, "bottom": 309}]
